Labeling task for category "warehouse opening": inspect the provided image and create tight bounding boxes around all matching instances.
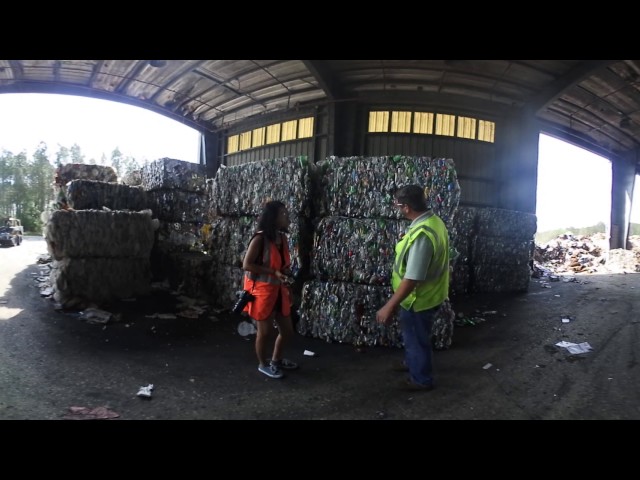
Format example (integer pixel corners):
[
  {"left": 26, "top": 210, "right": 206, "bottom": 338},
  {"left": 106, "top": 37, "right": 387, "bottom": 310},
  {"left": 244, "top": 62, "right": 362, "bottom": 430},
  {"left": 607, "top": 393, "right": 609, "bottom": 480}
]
[{"left": 535, "top": 133, "right": 612, "bottom": 245}]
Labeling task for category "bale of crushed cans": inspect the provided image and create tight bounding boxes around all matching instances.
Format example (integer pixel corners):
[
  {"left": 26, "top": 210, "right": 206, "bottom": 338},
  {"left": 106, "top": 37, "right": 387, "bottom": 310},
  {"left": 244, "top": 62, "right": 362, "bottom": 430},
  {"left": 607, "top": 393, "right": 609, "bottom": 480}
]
[
  {"left": 66, "top": 180, "right": 148, "bottom": 211},
  {"left": 146, "top": 190, "right": 207, "bottom": 223},
  {"left": 121, "top": 169, "right": 143, "bottom": 186},
  {"left": 50, "top": 257, "right": 151, "bottom": 306},
  {"left": 471, "top": 263, "right": 532, "bottom": 293},
  {"left": 448, "top": 206, "right": 536, "bottom": 294},
  {"left": 56, "top": 163, "right": 118, "bottom": 184},
  {"left": 140, "top": 157, "right": 207, "bottom": 193},
  {"left": 206, "top": 157, "right": 315, "bottom": 310},
  {"left": 313, "top": 156, "right": 460, "bottom": 224},
  {"left": 164, "top": 251, "right": 213, "bottom": 298},
  {"left": 205, "top": 214, "right": 310, "bottom": 277},
  {"left": 311, "top": 216, "right": 407, "bottom": 285},
  {"left": 299, "top": 156, "right": 460, "bottom": 349},
  {"left": 154, "top": 221, "right": 207, "bottom": 253},
  {"left": 297, "top": 280, "right": 456, "bottom": 350},
  {"left": 475, "top": 207, "right": 537, "bottom": 238},
  {"left": 208, "top": 264, "right": 245, "bottom": 309},
  {"left": 209, "top": 157, "right": 313, "bottom": 217},
  {"left": 45, "top": 210, "right": 156, "bottom": 260}
]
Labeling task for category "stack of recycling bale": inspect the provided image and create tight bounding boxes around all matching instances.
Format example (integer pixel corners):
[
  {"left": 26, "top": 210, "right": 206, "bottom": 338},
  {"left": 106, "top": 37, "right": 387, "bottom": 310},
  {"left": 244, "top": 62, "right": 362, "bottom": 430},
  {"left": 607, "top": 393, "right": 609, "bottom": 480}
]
[
  {"left": 66, "top": 180, "right": 147, "bottom": 211},
  {"left": 57, "top": 163, "right": 118, "bottom": 184},
  {"left": 206, "top": 157, "right": 313, "bottom": 310},
  {"left": 141, "top": 158, "right": 211, "bottom": 297},
  {"left": 45, "top": 164, "right": 156, "bottom": 308},
  {"left": 46, "top": 209, "right": 156, "bottom": 307},
  {"left": 298, "top": 156, "right": 460, "bottom": 349},
  {"left": 449, "top": 206, "right": 537, "bottom": 294}
]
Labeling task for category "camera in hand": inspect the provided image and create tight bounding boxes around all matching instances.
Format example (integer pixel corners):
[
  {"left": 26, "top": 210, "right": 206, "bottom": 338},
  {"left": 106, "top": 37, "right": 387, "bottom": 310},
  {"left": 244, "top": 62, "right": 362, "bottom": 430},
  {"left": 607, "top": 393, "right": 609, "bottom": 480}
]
[{"left": 232, "top": 290, "right": 255, "bottom": 314}]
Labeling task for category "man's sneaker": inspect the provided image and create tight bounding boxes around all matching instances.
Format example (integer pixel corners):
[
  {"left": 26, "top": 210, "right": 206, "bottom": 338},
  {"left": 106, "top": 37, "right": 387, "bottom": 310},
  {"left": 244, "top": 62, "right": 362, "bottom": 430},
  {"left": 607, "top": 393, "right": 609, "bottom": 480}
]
[
  {"left": 271, "top": 358, "right": 299, "bottom": 370},
  {"left": 390, "top": 360, "right": 409, "bottom": 372},
  {"left": 399, "top": 379, "right": 434, "bottom": 392},
  {"left": 258, "top": 364, "right": 284, "bottom": 379}
]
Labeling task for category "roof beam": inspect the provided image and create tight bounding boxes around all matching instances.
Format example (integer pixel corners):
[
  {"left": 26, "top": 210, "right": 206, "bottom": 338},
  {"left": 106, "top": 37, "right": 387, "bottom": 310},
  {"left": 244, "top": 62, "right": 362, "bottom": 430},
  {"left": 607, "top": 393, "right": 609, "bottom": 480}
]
[
  {"left": 525, "top": 60, "right": 620, "bottom": 114},
  {"left": 302, "top": 60, "right": 343, "bottom": 99},
  {"left": 538, "top": 119, "right": 620, "bottom": 159}
]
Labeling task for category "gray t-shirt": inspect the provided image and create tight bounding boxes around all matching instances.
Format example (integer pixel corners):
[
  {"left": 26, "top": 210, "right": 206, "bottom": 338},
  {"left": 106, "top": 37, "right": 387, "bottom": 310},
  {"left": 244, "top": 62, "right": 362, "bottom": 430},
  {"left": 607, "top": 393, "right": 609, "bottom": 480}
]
[{"left": 403, "top": 211, "right": 434, "bottom": 281}]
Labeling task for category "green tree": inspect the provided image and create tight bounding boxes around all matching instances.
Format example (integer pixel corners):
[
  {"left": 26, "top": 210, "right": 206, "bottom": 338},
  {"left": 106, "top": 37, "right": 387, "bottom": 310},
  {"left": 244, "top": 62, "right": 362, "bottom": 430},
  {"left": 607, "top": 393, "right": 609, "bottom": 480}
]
[
  {"left": 70, "top": 143, "right": 85, "bottom": 164},
  {"left": 110, "top": 147, "right": 124, "bottom": 178},
  {"left": 55, "top": 145, "right": 70, "bottom": 167},
  {"left": 30, "top": 142, "right": 56, "bottom": 230}
]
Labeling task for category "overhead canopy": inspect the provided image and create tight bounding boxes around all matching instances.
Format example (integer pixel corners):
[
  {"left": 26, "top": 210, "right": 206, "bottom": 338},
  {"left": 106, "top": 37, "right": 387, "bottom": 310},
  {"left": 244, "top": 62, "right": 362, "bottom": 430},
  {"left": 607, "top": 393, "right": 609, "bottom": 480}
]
[{"left": 1, "top": 59, "right": 639, "bottom": 163}]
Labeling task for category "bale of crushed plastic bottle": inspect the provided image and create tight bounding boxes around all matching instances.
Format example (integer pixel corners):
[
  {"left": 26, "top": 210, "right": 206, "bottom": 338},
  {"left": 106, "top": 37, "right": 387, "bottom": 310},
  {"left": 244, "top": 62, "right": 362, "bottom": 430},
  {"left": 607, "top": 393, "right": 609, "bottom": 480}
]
[
  {"left": 147, "top": 190, "right": 207, "bottom": 223},
  {"left": 209, "top": 157, "right": 312, "bottom": 217},
  {"left": 57, "top": 163, "right": 118, "bottom": 184},
  {"left": 140, "top": 158, "right": 207, "bottom": 193},
  {"left": 46, "top": 210, "right": 156, "bottom": 260},
  {"left": 311, "top": 216, "right": 408, "bottom": 285},
  {"left": 66, "top": 180, "right": 148, "bottom": 211},
  {"left": 471, "top": 263, "right": 531, "bottom": 293},
  {"left": 50, "top": 257, "right": 151, "bottom": 306},
  {"left": 297, "top": 280, "right": 456, "bottom": 349},
  {"left": 476, "top": 207, "right": 537, "bottom": 239},
  {"left": 314, "top": 156, "right": 460, "bottom": 224},
  {"left": 471, "top": 236, "right": 534, "bottom": 265}
]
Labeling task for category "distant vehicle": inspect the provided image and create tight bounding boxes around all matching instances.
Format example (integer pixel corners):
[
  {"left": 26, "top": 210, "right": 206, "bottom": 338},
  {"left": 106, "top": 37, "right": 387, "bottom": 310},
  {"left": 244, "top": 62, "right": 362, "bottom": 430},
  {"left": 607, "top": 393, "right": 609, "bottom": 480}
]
[{"left": 0, "top": 218, "right": 23, "bottom": 247}]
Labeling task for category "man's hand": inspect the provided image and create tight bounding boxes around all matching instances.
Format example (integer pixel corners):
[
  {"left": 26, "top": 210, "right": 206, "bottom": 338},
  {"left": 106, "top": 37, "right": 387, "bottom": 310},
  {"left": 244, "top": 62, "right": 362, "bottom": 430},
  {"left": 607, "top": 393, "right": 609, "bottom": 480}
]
[{"left": 376, "top": 303, "right": 396, "bottom": 325}]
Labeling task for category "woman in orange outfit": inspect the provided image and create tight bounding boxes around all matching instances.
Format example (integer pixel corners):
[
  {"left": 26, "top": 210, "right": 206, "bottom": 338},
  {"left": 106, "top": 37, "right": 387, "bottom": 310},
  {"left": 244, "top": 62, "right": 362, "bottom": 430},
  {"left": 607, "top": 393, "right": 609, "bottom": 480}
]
[{"left": 242, "top": 201, "right": 298, "bottom": 379}]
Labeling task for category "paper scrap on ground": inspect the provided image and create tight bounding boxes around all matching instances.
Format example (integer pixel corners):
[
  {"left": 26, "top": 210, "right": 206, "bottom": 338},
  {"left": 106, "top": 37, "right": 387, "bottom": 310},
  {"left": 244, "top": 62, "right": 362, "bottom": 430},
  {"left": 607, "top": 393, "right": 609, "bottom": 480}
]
[
  {"left": 63, "top": 406, "right": 120, "bottom": 420},
  {"left": 303, "top": 350, "right": 316, "bottom": 357},
  {"left": 482, "top": 363, "right": 493, "bottom": 370},
  {"left": 137, "top": 384, "right": 154, "bottom": 398},
  {"left": 562, "top": 318, "right": 571, "bottom": 323},
  {"left": 237, "top": 321, "right": 257, "bottom": 336},
  {"left": 555, "top": 341, "right": 592, "bottom": 354}
]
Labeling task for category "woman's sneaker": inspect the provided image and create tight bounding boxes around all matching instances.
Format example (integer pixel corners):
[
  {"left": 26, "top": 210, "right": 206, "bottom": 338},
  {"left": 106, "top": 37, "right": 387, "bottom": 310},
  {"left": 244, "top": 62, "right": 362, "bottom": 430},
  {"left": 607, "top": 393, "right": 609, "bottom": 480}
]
[
  {"left": 258, "top": 364, "right": 284, "bottom": 379},
  {"left": 271, "top": 358, "right": 299, "bottom": 370}
]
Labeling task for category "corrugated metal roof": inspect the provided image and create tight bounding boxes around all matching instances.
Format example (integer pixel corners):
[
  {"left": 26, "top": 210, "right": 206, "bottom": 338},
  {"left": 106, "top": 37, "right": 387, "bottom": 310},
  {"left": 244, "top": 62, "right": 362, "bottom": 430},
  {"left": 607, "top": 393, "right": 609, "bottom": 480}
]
[{"left": 1, "top": 59, "right": 638, "bottom": 162}]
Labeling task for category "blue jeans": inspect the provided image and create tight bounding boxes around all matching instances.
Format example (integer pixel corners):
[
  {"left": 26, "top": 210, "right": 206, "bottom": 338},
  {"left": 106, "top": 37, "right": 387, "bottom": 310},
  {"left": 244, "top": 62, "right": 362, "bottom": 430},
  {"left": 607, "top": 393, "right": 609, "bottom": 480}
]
[{"left": 400, "top": 305, "right": 437, "bottom": 386}]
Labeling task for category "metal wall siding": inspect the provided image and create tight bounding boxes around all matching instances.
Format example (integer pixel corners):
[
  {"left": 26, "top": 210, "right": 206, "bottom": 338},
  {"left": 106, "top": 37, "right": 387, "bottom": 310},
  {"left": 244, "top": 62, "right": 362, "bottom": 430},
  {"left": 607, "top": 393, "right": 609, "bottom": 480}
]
[
  {"left": 365, "top": 133, "right": 497, "bottom": 207},
  {"left": 224, "top": 138, "right": 314, "bottom": 166}
]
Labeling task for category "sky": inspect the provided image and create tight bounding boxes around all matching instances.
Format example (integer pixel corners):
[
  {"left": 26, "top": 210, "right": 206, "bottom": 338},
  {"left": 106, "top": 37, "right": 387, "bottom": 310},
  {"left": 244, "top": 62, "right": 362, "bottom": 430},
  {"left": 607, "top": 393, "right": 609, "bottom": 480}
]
[
  {"left": 1, "top": 93, "right": 639, "bottom": 231},
  {"left": 0, "top": 93, "right": 200, "bottom": 163}
]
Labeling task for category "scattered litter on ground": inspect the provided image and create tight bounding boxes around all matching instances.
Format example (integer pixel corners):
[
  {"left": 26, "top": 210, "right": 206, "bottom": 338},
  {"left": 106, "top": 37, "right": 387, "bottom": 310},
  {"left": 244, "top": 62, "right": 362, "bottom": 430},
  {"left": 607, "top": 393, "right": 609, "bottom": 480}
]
[
  {"left": 555, "top": 341, "right": 593, "bottom": 354},
  {"left": 63, "top": 406, "right": 120, "bottom": 420},
  {"left": 304, "top": 350, "right": 316, "bottom": 357},
  {"left": 534, "top": 233, "right": 640, "bottom": 275},
  {"left": 81, "top": 307, "right": 118, "bottom": 325},
  {"left": 145, "top": 313, "right": 177, "bottom": 320},
  {"left": 176, "top": 309, "right": 201, "bottom": 319},
  {"left": 482, "top": 363, "right": 493, "bottom": 370},
  {"left": 137, "top": 384, "right": 154, "bottom": 398},
  {"left": 237, "top": 320, "right": 257, "bottom": 337}
]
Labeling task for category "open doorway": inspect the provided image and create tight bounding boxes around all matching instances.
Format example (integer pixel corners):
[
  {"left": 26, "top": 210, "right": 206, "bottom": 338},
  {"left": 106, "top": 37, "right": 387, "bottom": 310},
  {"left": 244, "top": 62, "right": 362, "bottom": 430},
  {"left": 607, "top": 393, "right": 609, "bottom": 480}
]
[
  {"left": 631, "top": 175, "right": 640, "bottom": 229},
  {"left": 535, "top": 133, "right": 612, "bottom": 244}
]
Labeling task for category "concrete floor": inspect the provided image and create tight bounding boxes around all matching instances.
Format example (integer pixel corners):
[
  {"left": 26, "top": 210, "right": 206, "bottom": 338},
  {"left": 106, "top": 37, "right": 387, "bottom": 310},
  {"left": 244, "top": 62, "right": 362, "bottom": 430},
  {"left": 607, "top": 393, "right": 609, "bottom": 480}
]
[{"left": 1, "top": 237, "right": 639, "bottom": 420}]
